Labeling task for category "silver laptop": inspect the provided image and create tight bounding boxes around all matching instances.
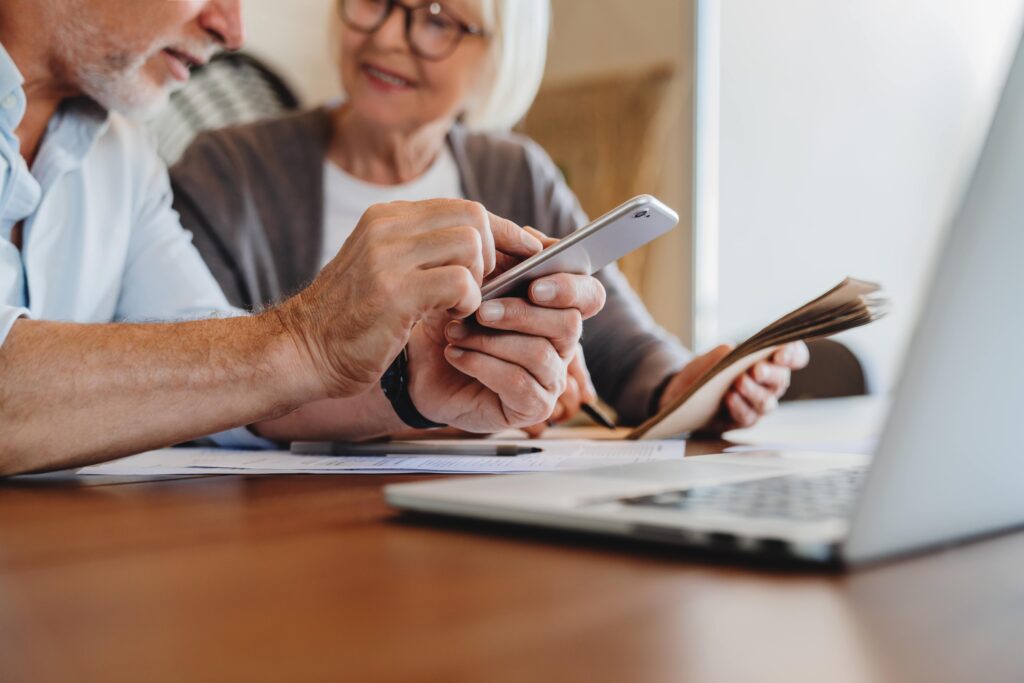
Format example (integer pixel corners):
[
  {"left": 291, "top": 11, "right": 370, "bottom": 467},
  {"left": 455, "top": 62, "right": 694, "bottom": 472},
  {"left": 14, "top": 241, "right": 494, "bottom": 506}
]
[{"left": 385, "top": 31, "right": 1024, "bottom": 567}]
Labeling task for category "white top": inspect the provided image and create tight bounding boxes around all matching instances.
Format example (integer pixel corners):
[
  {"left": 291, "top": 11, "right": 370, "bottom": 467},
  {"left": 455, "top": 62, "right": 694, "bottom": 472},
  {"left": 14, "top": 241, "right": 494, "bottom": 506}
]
[{"left": 320, "top": 147, "right": 464, "bottom": 268}]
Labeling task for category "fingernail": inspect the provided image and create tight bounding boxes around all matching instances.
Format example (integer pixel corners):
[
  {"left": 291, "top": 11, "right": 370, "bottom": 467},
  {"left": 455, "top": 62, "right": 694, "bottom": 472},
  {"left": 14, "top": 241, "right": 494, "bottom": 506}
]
[
  {"left": 446, "top": 321, "right": 467, "bottom": 340},
  {"left": 447, "top": 347, "right": 464, "bottom": 359},
  {"left": 521, "top": 229, "right": 540, "bottom": 249},
  {"left": 755, "top": 364, "right": 769, "bottom": 382},
  {"left": 532, "top": 281, "right": 556, "bottom": 302},
  {"left": 765, "top": 396, "right": 778, "bottom": 412},
  {"left": 478, "top": 301, "right": 504, "bottom": 322}
]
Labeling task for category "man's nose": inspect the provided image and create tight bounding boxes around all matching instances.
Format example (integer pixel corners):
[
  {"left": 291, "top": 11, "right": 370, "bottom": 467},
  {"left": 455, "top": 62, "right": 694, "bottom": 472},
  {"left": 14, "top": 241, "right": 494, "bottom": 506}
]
[{"left": 199, "top": 0, "right": 245, "bottom": 51}]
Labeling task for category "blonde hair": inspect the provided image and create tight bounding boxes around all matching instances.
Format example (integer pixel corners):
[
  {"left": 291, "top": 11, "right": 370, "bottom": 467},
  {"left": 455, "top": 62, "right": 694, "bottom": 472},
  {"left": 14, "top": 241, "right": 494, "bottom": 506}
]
[
  {"left": 463, "top": 0, "right": 550, "bottom": 131},
  {"left": 330, "top": 0, "right": 551, "bottom": 131}
]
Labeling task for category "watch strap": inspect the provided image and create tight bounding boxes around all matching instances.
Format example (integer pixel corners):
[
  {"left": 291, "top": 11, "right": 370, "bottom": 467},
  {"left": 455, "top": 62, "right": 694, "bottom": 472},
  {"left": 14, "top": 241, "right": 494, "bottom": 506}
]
[{"left": 380, "top": 347, "right": 446, "bottom": 430}]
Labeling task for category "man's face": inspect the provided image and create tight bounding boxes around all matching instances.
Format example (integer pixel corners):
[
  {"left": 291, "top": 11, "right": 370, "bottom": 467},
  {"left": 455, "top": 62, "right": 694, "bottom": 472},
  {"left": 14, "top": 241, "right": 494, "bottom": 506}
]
[{"left": 55, "top": 0, "right": 244, "bottom": 117}]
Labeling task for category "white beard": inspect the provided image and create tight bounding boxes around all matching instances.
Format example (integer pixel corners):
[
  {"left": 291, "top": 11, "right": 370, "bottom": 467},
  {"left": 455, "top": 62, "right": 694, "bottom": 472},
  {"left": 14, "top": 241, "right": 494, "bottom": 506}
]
[
  {"left": 75, "top": 58, "right": 181, "bottom": 121},
  {"left": 51, "top": 5, "right": 183, "bottom": 119}
]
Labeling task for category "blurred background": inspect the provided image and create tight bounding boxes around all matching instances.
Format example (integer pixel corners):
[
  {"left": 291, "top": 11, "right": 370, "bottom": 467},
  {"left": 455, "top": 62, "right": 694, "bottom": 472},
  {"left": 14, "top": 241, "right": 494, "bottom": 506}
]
[{"left": 167, "top": 0, "right": 1024, "bottom": 395}]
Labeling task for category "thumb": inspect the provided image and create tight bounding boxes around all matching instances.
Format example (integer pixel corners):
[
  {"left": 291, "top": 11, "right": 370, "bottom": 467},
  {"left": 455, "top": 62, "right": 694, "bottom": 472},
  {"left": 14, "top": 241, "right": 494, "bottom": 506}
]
[
  {"left": 684, "top": 344, "right": 734, "bottom": 381},
  {"left": 660, "top": 344, "right": 734, "bottom": 410}
]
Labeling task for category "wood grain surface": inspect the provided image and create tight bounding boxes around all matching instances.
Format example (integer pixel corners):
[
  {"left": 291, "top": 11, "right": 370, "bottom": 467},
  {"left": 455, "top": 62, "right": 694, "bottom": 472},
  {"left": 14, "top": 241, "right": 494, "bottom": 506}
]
[{"left": 1, "top": 439, "right": 1022, "bottom": 683}]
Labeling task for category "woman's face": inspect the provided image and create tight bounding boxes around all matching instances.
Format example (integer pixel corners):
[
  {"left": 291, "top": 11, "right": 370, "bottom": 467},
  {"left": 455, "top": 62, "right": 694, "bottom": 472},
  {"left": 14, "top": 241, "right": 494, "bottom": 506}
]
[{"left": 338, "top": 0, "right": 489, "bottom": 133}]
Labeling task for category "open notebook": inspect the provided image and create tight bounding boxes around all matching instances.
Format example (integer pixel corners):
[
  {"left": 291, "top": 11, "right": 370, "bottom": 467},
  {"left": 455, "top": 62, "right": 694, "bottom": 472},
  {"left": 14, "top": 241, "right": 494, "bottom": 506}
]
[{"left": 629, "top": 277, "right": 889, "bottom": 440}]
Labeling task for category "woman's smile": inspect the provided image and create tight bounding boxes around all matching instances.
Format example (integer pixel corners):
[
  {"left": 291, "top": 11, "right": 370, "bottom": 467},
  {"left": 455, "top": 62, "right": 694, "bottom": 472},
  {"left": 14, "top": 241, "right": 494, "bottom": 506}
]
[{"left": 361, "top": 61, "right": 419, "bottom": 91}]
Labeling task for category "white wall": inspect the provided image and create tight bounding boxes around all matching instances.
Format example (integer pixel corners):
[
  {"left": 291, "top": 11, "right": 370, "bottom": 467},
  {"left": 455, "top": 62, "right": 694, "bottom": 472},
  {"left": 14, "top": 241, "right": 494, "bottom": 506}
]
[
  {"left": 715, "top": 1, "right": 1024, "bottom": 389},
  {"left": 243, "top": 0, "right": 340, "bottom": 104}
]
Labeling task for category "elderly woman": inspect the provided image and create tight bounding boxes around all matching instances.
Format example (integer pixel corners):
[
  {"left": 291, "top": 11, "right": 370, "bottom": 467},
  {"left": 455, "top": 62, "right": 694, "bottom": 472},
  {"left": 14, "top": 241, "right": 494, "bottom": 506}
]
[{"left": 171, "top": 0, "right": 807, "bottom": 432}]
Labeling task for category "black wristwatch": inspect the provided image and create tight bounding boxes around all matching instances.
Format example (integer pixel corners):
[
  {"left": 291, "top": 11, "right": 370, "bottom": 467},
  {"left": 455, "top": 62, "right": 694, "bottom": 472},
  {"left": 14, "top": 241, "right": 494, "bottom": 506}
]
[{"left": 381, "top": 347, "right": 446, "bottom": 430}]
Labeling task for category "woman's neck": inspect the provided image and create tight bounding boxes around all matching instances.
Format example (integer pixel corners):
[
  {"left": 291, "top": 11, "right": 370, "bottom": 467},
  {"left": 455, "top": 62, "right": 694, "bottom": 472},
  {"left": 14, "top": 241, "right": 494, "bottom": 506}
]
[{"left": 328, "top": 105, "right": 452, "bottom": 185}]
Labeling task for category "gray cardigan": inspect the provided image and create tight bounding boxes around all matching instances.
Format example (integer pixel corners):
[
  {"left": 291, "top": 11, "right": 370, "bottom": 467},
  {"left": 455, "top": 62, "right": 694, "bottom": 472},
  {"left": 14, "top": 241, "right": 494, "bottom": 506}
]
[{"left": 170, "top": 107, "right": 690, "bottom": 424}]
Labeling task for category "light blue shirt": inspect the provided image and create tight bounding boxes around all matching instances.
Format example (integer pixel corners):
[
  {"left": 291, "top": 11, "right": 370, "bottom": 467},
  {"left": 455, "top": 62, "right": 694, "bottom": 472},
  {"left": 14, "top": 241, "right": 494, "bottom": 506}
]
[{"left": 0, "top": 42, "right": 270, "bottom": 449}]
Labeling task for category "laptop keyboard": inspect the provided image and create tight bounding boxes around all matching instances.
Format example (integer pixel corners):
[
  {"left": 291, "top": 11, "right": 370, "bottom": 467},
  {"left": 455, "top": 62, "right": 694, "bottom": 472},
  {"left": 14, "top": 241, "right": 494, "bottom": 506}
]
[{"left": 622, "top": 467, "right": 866, "bottom": 522}]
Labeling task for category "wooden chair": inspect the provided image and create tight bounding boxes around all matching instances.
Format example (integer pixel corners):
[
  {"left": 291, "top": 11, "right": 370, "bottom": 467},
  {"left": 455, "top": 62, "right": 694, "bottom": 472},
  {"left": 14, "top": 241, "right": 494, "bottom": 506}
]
[{"left": 518, "top": 64, "right": 676, "bottom": 297}]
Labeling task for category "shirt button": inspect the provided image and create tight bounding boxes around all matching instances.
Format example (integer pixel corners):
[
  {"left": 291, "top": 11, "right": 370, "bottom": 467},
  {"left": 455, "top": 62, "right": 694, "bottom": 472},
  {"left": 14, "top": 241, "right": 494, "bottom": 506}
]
[{"left": 1, "top": 94, "right": 16, "bottom": 110}]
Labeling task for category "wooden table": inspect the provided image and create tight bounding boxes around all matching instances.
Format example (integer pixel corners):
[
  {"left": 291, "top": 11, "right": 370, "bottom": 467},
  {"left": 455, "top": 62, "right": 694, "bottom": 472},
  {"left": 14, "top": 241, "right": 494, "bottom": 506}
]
[{"left": 1, "top": 439, "right": 1023, "bottom": 682}]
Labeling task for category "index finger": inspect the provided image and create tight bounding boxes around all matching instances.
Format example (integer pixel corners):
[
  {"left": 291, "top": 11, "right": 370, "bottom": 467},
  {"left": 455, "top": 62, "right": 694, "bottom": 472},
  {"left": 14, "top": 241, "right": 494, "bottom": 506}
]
[
  {"left": 523, "top": 225, "right": 559, "bottom": 249},
  {"left": 490, "top": 226, "right": 556, "bottom": 278},
  {"left": 489, "top": 212, "right": 544, "bottom": 259}
]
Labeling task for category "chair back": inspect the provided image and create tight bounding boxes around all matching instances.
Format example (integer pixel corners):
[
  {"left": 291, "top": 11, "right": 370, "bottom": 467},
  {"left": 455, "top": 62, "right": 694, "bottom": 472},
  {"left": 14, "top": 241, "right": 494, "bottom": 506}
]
[{"left": 148, "top": 52, "right": 301, "bottom": 165}]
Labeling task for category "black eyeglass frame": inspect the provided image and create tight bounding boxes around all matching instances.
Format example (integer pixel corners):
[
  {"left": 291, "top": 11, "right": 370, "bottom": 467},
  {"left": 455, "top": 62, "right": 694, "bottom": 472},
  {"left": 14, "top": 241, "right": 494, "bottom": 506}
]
[{"left": 338, "top": 0, "right": 486, "bottom": 61}]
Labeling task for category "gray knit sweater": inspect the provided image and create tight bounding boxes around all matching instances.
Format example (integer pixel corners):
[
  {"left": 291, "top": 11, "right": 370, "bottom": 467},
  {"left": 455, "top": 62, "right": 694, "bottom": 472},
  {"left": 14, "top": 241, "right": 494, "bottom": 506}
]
[{"left": 170, "top": 107, "right": 691, "bottom": 424}]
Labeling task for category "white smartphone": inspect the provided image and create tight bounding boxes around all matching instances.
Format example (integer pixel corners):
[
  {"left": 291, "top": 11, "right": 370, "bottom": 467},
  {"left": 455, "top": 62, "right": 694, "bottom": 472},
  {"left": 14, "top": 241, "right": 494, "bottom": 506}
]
[{"left": 481, "top": 194, "right": 679, "bottom": 301}]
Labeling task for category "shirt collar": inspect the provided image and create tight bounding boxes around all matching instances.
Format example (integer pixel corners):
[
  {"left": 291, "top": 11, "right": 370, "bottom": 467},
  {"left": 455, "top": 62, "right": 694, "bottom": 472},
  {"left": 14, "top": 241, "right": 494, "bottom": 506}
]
[
  {"left": 0, "top": 41, "right": 27, "bottom": 132},
  {"left": 29, "top": 96, "right": 111, "bottom": 189}
]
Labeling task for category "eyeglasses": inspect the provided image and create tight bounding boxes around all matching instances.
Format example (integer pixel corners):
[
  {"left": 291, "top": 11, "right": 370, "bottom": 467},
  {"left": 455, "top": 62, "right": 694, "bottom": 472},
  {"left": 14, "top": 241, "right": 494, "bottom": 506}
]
[{"left": 339, "top": 0, "right": 486, "bottom": 61}]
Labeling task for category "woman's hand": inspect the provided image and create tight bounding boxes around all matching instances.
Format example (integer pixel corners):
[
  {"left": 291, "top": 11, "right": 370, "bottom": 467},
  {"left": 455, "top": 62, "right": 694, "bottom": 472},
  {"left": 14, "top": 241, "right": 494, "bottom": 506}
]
[{"left": 659, "top": 341, "right": 810, "bottom": 431}]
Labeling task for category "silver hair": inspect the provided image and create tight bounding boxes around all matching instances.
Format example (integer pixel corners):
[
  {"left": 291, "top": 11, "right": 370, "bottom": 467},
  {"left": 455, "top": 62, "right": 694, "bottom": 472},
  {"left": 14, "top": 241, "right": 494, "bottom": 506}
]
[{"left": 462, "top": 0, "right": 550, "bottom": 131}]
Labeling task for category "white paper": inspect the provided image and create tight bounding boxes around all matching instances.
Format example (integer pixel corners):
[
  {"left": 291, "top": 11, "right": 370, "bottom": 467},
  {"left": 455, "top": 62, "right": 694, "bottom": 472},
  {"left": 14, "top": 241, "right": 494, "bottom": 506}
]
[
  {"left": 724, "top": 437, "right": 877, "bottom": 455},
  {"left": 78, "top": 439, "right": 685, "bottom": 476},
  {"left": 723, "top": 396, "right": 887, "bottom": 447}
]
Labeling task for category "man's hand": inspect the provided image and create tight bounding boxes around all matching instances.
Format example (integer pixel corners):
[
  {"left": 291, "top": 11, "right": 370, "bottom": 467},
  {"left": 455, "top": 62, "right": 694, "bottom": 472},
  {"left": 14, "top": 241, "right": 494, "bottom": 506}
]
[
  {"left": 550, "top": 346, "right": 598, "bottom": 423},
  {"left": 494, "top": 227, "right": 600, "bottom": 437},
  {"left": 405, "top": 273, "right": 606, "bottom": 432},
  {"left": 518, "top": 346, "right": 597, "bottom": 438},
  {"left": 273, "top": 200, "right": 543, "bottom": 401},
  {"left": 659, "top": 341, "right": 811, "bottom": 431}
]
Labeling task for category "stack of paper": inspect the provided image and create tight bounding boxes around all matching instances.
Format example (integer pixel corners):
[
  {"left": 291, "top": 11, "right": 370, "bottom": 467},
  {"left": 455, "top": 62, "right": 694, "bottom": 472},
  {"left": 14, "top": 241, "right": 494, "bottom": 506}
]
[{"left": 78, "top": 439, "right": 685, "bottom": 476}]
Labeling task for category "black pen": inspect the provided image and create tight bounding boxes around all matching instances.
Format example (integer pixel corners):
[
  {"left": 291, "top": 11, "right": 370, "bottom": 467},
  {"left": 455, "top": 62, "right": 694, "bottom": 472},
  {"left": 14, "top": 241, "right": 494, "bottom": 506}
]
[
  {"left": 291, "top": 442, "right": 542, "bottom": 457},
  {"left": 580, "top": 402, "right": 616, "bottom": 430}
]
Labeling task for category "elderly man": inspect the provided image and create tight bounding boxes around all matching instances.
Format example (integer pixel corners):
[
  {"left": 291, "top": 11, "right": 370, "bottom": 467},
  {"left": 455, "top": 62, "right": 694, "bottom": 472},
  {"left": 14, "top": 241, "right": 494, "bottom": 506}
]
[{"left": 0, "top": 0, "right": 605, "bottom": 475}]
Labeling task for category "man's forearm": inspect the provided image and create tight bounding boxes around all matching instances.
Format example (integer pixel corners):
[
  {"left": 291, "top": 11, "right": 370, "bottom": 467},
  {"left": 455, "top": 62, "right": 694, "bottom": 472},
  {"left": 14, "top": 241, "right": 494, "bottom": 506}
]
[
  {"left": 0, "top": 315, "right": 320, "bottom": 475},
  {"left": 251, "top": 389, "right": 407, "bottom": 443}
]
